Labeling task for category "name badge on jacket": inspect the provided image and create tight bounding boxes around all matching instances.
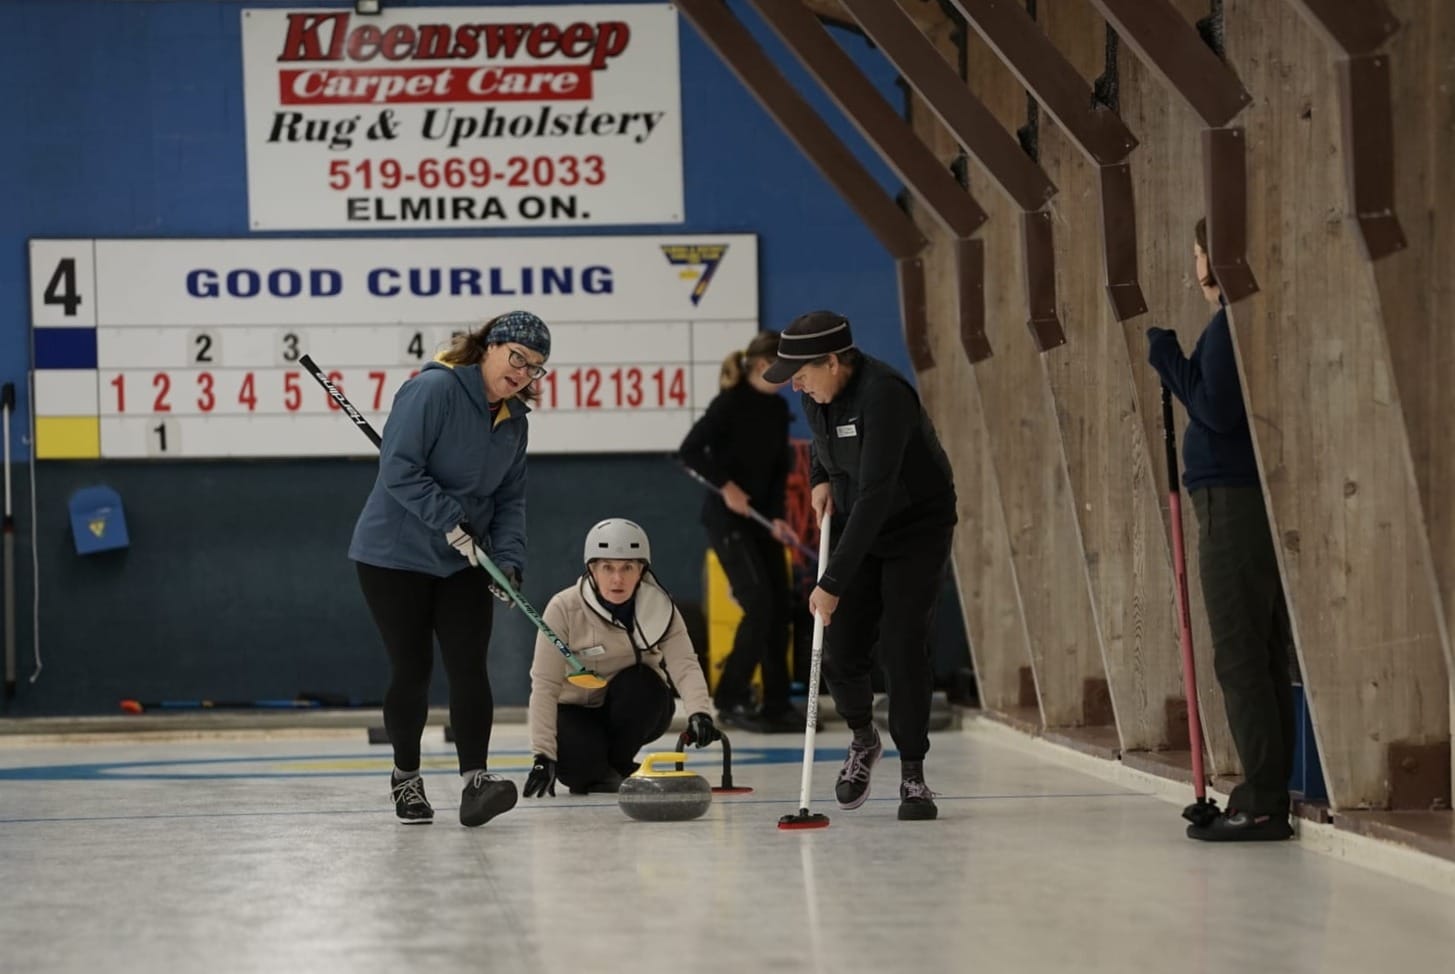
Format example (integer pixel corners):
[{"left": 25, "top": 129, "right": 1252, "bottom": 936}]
[
  {"left": 835, "top": 423, "right": 858, "bottom": 438},
  {"left": 578, "top": 645, "right": 607, "bottom": 658}
]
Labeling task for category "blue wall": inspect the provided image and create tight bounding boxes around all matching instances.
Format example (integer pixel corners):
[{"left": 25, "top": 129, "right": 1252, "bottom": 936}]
[{"left": 0, "top": 0, "right": 962, "bottom": 715}]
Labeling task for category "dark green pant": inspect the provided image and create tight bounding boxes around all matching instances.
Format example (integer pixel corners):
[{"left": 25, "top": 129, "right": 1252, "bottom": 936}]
[{"left": 1191, "top": 485, "right": 1296, "bottom": 816}]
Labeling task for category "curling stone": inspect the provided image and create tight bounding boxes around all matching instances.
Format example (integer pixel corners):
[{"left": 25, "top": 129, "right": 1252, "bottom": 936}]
[{"left": 618, "top": 751, "right": 712, "bottom": 822}]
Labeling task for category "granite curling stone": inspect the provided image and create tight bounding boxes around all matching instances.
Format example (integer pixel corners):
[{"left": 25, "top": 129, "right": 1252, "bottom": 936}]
[{"left": 618, "top": 751, "right": 712, "bottom": 822}]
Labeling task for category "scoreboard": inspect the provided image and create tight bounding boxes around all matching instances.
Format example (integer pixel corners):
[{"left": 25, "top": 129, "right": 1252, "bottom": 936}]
[{"left": 27, "top": 235, "right": 757, "bottom": 458}]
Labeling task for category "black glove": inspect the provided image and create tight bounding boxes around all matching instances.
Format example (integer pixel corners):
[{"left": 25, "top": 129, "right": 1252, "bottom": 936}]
[
  {"left": 523, "top": 754, "right": 556, "bottom": 798},
  {"left": 489, "top": 567, "right": 522, "bottom": 604},
  {"left": 685, "top": 712, "right": 719, "bottom": 749}
]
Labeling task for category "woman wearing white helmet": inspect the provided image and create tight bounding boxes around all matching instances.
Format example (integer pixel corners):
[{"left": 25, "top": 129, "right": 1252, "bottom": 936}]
[{"left": 522, "top": 518, "right": 720, "bottom": 797}]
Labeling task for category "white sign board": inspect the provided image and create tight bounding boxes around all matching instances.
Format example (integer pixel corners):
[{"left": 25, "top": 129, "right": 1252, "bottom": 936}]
[
  {"left": 241, "top": 5, "right": 684, "bottom": 230},
  {"left": 29, "top": 235, "right": 756, "bottom": 459}
]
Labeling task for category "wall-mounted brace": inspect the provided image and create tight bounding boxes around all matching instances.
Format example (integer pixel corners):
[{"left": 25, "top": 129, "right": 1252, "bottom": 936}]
[
  {"left": 839, "top": 0, "right": 1056, "bottom": 211},
  {"left": 897, "top": 256, "right": 936, "bottom": 372},
  {"left": 742, "top": 0, "right": 987, "bottom": 239},
  {"left": 1284, "top": 1, "right": 1405, "bottom": 261},
  {"left": 956, "top": 238, "right": 992, "bottom": 364},
  {"left": 676, "top": 0, "right": 926, "bottom": 260},
  {"left": 1201, "top": 127, "right": 1259, "bottom": 302},
  {"left": 1286, "top": 0, "right": 1399, "bottom": 56},
  {"left": 1086, "top": 0, "right": 1252, "bottom": 127},
  {"left": 1023, "top": 209, "right": 1066, "bottom": 351},
  {"left": 950, "top": 0, "right": 1138, "bottom": 166},
  {"left": 1098, "top": 163, "right": 1148, "bottom": 320},
  {"left": 1336, "top": 54, "right": 1406, "bottom": 260}
]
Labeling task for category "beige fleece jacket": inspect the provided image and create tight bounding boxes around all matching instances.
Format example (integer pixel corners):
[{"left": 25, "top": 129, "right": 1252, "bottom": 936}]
[{"left": 528, "top": 572, "right": 713, "bottom": 760}]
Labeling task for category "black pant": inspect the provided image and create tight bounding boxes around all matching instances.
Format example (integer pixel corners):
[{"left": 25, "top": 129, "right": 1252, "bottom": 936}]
[
  {"left": 356, "top": 562, "right": 496, "bottom": 775},
  {"left": 824, "top": 532, "right": 951, "bottom": 763},
  {"left": 707, "top": 520, "right": 792, "bottom": 712},
  {"left": 556, "top": 664, "right": 674, "bottom": 789},
  {"left": 1192, "top": 486, "right": 1296, "bottom": 816}
]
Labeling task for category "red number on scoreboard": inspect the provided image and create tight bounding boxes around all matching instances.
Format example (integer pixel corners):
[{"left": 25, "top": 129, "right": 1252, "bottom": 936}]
[{"left": 152, "top": 373, "right": 172, "bottom": 412}]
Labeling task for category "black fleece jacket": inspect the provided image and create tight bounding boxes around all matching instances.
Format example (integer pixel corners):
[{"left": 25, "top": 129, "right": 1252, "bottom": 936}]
[
  {"left": 803, "top": 356, "right": 956, "bottom": 596},
  {"left": 679, "top": 381, "right": 792, "bottom": 529}
]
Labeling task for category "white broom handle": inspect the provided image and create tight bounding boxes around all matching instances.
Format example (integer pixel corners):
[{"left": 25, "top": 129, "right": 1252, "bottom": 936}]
[{"left": 796, "top": 509, "right": 832, "bottom": 811}]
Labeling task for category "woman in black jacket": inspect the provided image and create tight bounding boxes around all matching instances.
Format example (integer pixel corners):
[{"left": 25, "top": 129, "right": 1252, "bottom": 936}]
[{"left": 680, "top": 331, "right": 803, "bottom": 733}]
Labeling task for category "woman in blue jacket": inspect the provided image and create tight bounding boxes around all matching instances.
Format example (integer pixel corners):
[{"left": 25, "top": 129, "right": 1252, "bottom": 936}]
[{"left": 350, "top": 310, "right": 550, "bottom": 827}]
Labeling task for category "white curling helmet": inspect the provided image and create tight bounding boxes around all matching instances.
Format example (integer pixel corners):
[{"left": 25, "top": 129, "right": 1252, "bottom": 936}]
[{"left": 583, "top": 518, "right": 651, "bottom": 565}]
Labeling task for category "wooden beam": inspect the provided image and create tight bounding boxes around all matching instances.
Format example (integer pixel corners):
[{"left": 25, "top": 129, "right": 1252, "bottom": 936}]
[
  {"left": 897, "top": 256, "right": 936, "bottom": 371},
  {"left": 1022, "top": 209, "right": 1065, "bottom": 351},
  {"left": 742, "top": 0, "right": 987, "bottom": 239},
  {"left": 676, "top": 0, "right": 926, "bottom": 259},
  {"left": 1285, "top": 0, "right": 1400, "bottom": 55},
  {"left": 838, "top": 0, "right": 1056, "bottom": 211},
  {"left": 949, "top": 0, "right": 1138, "bottom": 165},
  {"left": 956, "top": 237, "right": 992, "bottom": 363},
  {"left": 1085, "top": 0, "right": 1252, "bottom": 127},
  {"left": 1201, "top": 127, "right": 1260, "bottom": 302},
  {"left": 1098, "top": 163, "right": 1147, "bottom": 321},
  {"left": 1337, "top": 53, "right": 1407, "bottom": 260}
]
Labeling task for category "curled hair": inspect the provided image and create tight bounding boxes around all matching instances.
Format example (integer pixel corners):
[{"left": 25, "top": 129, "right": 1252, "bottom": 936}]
[
  {"left": 438, "top": 315, "right": 540, "bottom": 404},
  {"left": 719, "top": 330, "right": 781, "bottom": 390},
  {"left": 1194, "top": 218, "right": 1220, "bottom": 291}
]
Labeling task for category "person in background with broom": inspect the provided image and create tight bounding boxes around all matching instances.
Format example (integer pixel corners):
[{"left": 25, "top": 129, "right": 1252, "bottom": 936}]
[
  {"left": 679, "top": 331, "right": 805, "bottom": 734},
  {"left": 1147, "top": 218, "right": 1295, "bottom": 842}
]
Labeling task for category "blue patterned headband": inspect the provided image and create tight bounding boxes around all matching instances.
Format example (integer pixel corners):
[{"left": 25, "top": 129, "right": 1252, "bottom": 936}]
[{"left": 488, "top": 311, "right": 551, "bottom": 359}]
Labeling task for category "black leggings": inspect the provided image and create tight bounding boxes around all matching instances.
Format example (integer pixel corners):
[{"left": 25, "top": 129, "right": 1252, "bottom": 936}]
[
  {"left": 556, "top": 664, "right": 674, "bottom": 788},
  {"left": 356, "top": 562, "right": 495, "bottom": 775},
  {"left": 707, "top": 521, "right": 792, "bottom": 711}
]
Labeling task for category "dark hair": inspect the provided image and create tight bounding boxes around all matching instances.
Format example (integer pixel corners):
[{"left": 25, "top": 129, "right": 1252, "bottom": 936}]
[
  {"left": 1194, "top": 218, "right": 1220, "bottom": 291},
  {"left": 808, "top": 347, "right": 864, "bottom": 371},
  {"left": 719, "top": 330, "right": 781, "bottom": 390},
  {"left": 439, "top": 315, "right": 540, "bottom": 403}
]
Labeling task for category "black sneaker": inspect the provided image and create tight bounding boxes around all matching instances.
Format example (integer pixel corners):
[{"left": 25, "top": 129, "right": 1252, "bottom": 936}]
[
  {"left": 834, "top": 728, "right": 882, "bottom": 809},
  {"left": 898, "top": 776, "right": 938, "bottom": 821},
  {"left": 459, "top": 771, "right": 518, "bottom": 827},
  {"left": 391, "top": 773, "right": 433, "bottom": 825},
  {"left": 1186, "top": 809, "right": 1293, "bottom": 842}
]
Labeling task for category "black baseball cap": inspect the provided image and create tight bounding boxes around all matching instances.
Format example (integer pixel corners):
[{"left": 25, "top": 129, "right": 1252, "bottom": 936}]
[{"left": 762, "top": 311, "right": 855, "bottom": 384}]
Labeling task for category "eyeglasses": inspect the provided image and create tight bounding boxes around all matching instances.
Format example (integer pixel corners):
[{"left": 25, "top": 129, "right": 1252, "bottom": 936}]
[{"left": 506, "top": 347, "right": 548, "bottom": 380}]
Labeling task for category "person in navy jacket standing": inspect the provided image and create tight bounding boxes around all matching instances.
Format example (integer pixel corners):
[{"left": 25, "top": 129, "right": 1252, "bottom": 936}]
[
  {"left": 350, "top": 310, "right": 550, "bottom": 828},
  {"left": 1148, "top": 220, "right": 1295, "bottom": 842}
]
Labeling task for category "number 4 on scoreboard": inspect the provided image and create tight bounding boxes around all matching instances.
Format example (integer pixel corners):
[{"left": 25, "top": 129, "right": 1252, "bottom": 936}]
[
  {"left": 29, "top": 245, "right": 96, "bottom": 327},
  {"left": 43, "top": 258, "right": 82, "bottom": 316}
]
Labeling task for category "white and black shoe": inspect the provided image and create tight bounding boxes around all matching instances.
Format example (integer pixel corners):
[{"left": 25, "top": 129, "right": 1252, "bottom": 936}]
[
  {"left": 391, "top": 772, "right": 433, "bottom": 825},
  {"left": 834, "top": 727, "right": 883, "bottom": 809},
  {"left": 460, "top": 771, "right": 518, "bottom": 827}
]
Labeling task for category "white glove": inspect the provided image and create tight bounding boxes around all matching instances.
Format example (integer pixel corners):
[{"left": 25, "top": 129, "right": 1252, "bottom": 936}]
[{"left": 445, "top": 525, "right": 478, "bottom": 567}]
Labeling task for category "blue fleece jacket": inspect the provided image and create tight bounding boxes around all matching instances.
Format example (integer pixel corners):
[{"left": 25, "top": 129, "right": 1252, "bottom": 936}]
[
  {"left": 349, "top": 360, "right": 529, "bottom": 577},
  {"left": 1148, "top": 306, "right": 1260, "bottom": 490}
]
